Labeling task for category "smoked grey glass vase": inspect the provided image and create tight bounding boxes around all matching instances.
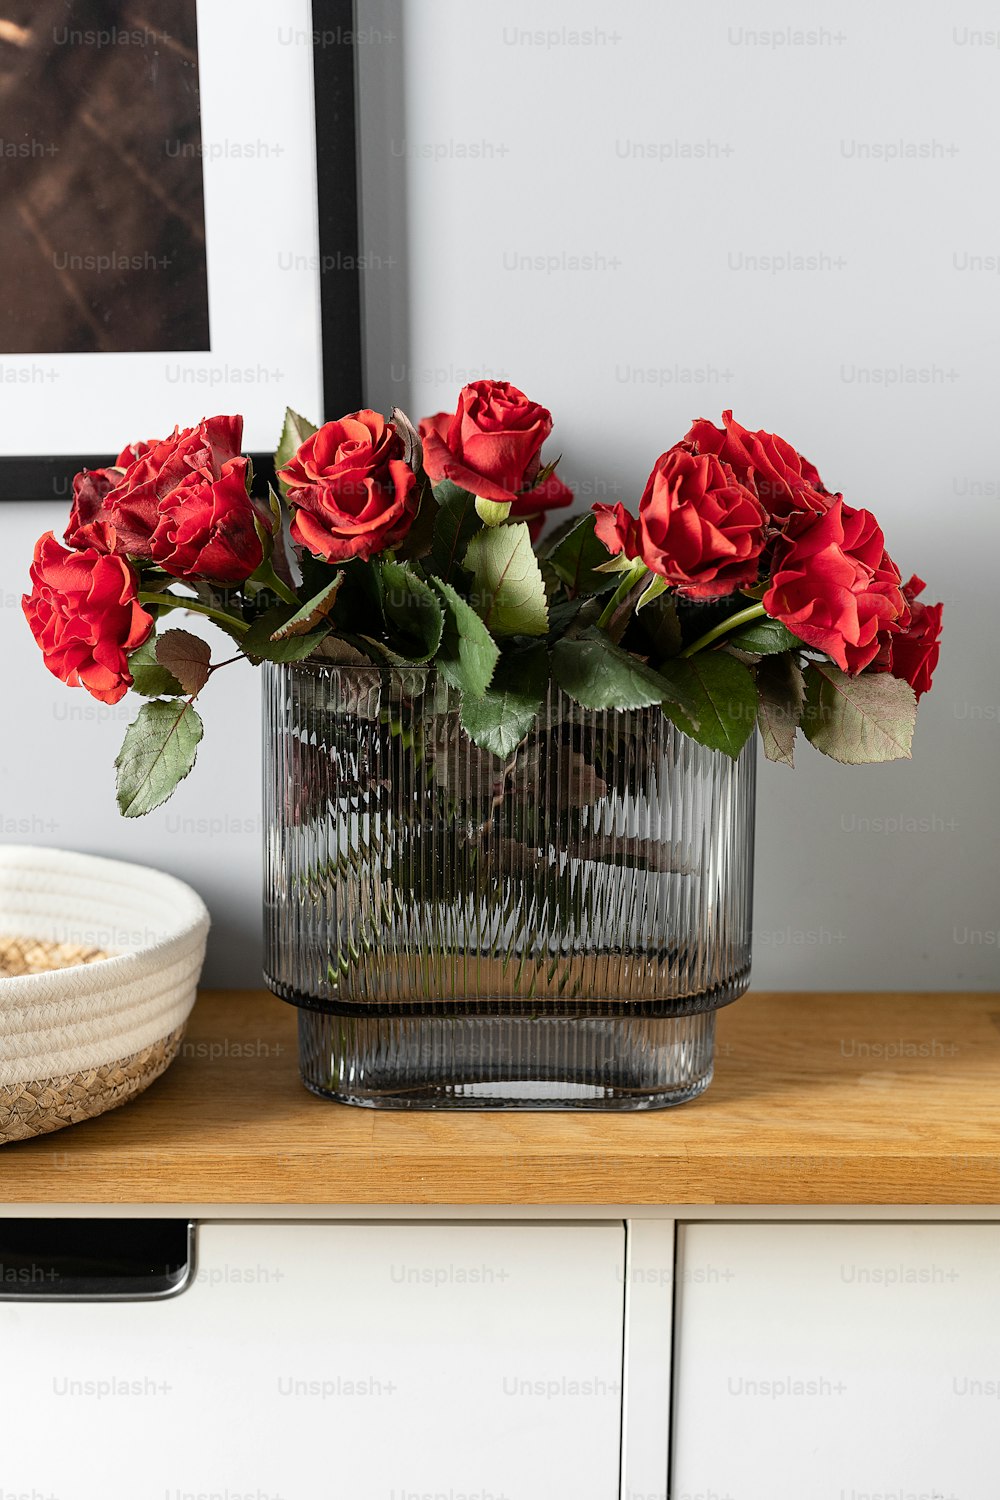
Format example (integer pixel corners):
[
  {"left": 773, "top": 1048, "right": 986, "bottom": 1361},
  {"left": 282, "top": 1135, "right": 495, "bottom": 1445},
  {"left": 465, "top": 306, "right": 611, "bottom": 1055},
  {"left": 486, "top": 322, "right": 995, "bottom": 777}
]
[{"left": 263, "top": 661, "right": 755, "bottom": 1110}]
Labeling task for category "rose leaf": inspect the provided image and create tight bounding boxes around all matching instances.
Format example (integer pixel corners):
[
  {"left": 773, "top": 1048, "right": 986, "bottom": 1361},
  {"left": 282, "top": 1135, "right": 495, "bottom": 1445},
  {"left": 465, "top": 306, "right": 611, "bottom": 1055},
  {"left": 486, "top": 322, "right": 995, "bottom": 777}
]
[
  {"left": 802, "top": 662, "right": 916, "bottom": 764},
  {"left": 547, "top": 513, "right": 619, "bottom": 597},
  {"left": 459, "top": 642, "right": 549, "bottom": 759},
  {"left": 430, "top": 482, "right": 482, "bottom": 582},
  {"left": 551, "top": 628, "right": 700, "bottom": 720},
  {"left": 128, "top": 634, "right": 183, "bottom": 698},
  {"left": 756, "top": 653, "right": 805, "bottom": 767},
  {"left": 243, "top": 607, "right": 331, "bottom": 663},
  {"left": 115, "top": 699, "right": 204, "bottom": 818},
  {"left": 726, "top": 616, "right": 805, "bottom": 655},
  {"left": 431, "top": 577, "right": 500, "bottom": 698},
  {"left": 269, "top": 574, "right": 345, "bottom": 640},
  {"left": 658, "top": 652, "right": 757, "bottom": 759},
  {"left": 155, "top": 629, "right": 211, "bottom": 695},
  {"left": 463, "top": 522, "right": 549, "bottom": 638},
  {"left": 377, "top": 561, "right": 444, "bottom": 662}
]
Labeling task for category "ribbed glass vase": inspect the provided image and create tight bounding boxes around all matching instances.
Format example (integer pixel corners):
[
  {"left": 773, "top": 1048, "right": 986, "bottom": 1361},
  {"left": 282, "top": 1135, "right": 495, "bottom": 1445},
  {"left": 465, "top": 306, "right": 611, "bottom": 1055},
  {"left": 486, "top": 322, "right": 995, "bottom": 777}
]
[{"left": 263, "top": 661, "right": 755, "bottom": 1109}]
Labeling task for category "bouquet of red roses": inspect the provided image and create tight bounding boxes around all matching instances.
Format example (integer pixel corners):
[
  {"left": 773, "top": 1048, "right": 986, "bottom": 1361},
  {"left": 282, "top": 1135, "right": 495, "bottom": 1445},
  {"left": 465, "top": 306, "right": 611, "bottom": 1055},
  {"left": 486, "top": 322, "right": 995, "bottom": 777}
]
[{"left": 23, "top": 381, "right": 941, "bottom": 815}]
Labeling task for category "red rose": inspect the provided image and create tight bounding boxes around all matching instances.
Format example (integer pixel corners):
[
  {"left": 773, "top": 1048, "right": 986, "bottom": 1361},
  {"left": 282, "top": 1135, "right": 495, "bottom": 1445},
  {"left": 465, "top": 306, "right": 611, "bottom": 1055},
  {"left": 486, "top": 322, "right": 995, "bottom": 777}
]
[
  {"left": 593, "top": 502, "right": 641, "bottom": 560},
  {"left": 419, "top": 379, "right": 573, "bottom": 528},
  {"left": 634, "top": 448, "right": 767, "bottom": 598},
  {"left": 116, "top": 438, "right": 153, "bottom": 468},
  {"left": 878, "top": 575, "right": 943, "bottom": 698},
  {"left": 65, "top": 466, "right": 121, "bottom": 551},
  {"left": 763, "top": 499, "right": 907, "bottom": 672},
  {"left": 67, "top": 416, "right": 245, "bottom": 558},
  {"left": 684, "top": 411, "right": 829, "bottom": 521},
  {"left": 22, "top": 533, "right": 152, "bottom": 705},
  {"left": 149, "top": 457, "right": 264, "bottom": 583},
  {"left": 279, "top": 410, "right": 418, "bottom": 563},
  {"left": 508, "top": 469, "right": 575, "bottom": 538}
]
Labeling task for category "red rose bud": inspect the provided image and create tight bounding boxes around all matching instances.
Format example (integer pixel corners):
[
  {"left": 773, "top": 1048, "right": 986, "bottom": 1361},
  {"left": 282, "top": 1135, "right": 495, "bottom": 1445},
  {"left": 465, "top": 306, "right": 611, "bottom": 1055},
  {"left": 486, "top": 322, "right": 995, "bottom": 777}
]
[
  {"left": 67, "top": 415, "right": 246, "bottom": 560},
  {"left": 636, "top": 448, "right": 767, "bottom": 599},
  {"left": 419, "top": 379, "right": 574, "bottom": 525},
  {"left": 882, "top": 575, "right": 943, "bottom": 698},
  {"left": 150, "top": 457, "right": 265, "bottom": 583},
  {"left": 280, "top": 410, "right": 418, "bottom": 563},
  {"left": 763, "top": 499, "right": 907, "bottom": 673},
  {"left": 22, "top": 533, "right": 152, "bottom": 705},
  {"left": 684, "top": 411, "right": 830, "bottom": 522},
  {"left": 593, "top": 502, "right": 641, "bottom": 560}
]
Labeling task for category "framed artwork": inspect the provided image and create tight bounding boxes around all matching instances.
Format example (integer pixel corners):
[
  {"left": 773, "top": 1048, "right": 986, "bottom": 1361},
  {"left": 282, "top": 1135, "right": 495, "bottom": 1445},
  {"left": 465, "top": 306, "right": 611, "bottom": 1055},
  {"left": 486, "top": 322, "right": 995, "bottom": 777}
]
[{"left": 0, "top": 0, "right": 362, "bottom": 498}]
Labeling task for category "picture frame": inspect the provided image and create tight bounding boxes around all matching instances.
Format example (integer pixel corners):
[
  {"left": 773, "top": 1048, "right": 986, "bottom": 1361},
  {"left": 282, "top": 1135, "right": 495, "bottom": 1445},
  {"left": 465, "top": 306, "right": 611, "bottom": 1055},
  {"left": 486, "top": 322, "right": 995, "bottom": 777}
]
[{"left": 0, "top": 0, "right": 363, "bottom": 501}]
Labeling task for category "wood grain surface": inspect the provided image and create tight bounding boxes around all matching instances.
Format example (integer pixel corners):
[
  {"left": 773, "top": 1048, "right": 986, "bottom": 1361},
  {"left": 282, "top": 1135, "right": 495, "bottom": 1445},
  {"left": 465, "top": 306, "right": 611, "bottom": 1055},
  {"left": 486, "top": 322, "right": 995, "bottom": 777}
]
[{"left": 2, "top": 989, "right": 999, "bottom": 1205}]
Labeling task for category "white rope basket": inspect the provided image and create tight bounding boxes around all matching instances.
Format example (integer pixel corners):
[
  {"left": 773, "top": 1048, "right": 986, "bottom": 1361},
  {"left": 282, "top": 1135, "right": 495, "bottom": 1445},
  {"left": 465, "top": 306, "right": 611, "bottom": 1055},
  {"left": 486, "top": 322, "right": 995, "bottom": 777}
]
[{"left": 0, "top": 846, "right": 209, "bottom": 1141}]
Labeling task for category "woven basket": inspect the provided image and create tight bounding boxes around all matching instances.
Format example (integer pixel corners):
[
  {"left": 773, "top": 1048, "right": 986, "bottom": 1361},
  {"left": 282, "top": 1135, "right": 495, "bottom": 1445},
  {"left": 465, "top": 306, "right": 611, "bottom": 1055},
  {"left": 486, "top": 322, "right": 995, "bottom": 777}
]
[{"left": 0, "top": 847, "right": 209, "bottom": 1144}]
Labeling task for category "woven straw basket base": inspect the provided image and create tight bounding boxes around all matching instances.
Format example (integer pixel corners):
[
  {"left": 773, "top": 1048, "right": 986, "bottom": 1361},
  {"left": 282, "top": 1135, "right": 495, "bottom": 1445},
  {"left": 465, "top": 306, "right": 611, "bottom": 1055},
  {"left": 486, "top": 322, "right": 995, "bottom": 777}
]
[{"left": 0, "top": 937, "right": 186, "bottom": 1145}]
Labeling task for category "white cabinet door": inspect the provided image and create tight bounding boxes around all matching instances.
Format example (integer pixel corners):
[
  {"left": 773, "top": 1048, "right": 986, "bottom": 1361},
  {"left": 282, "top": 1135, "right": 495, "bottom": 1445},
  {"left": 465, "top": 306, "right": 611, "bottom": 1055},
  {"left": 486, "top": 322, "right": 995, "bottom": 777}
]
[
  {"left": 0, "top": 1220, "right": 625, "bottom": 1500},
  {"left": 672, "top": 1222, "right": 1000, "bottom": 1500}
]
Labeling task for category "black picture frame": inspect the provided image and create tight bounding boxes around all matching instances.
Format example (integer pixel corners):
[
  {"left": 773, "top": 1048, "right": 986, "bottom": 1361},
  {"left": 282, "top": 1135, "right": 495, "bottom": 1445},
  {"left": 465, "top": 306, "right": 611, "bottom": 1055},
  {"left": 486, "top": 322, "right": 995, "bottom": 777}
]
[{"left": 0, "top": 0, "right": 363, "bottom": 501}]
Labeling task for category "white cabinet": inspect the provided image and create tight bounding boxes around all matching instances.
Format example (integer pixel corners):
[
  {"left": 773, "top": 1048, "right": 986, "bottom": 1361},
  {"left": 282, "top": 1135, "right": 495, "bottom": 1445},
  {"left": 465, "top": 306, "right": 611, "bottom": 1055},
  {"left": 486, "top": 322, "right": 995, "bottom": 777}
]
[
  {"left": 672, "top": 1222, "right": 1000, "bottom": 1500},
  {"left": 0, "top": 1221, "right": 625, "bottom": 1500},
  {"left": 10, "top": 1212, "right": 1000, "bottom": 1498}
]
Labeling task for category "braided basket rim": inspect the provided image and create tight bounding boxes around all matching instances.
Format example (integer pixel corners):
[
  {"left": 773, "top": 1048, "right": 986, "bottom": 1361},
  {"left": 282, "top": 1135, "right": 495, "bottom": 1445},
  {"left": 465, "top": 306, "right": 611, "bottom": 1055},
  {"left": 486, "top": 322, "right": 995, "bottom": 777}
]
[{"left": 0, "top": 934, "right": 184, "bottom": 1143}]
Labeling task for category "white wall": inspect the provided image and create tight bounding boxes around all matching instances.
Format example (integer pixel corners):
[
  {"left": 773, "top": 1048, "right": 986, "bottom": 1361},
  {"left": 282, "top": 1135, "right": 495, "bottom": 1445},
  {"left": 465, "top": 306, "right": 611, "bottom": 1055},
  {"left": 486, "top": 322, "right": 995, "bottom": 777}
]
[{"left": 2, "top": 0, "right": 998, "bottom": 990}]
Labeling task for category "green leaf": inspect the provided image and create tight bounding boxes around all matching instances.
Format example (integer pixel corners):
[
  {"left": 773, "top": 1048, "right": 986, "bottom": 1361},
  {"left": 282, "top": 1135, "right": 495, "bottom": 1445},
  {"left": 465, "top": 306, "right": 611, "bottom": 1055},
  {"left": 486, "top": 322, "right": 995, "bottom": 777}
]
[
  {"left": 636, "top": 573, "right": 672, "bottom": 611},
  {"left": 269, "top": 574, "right": 344, "bottom": 640},
  {"left": 243, "top": 606, "right": 331, "bottom": 663},
  {"left": 430, "top": 482, "right": 481, "bottom": 582},
  {"left": 547, "top": 513, "right": 619, "bottom": 597},
  {"left": 356, "top": 635, "right": 411, "bottom": 667},
  {"left": 756, "top": 654, "right": 805, "bottom": 768},
  {"left": 431, "top": 577, "right": 500, "bottom": 698},
  {"left": 115, "top": 699, "right": 204, "bottom": 818},
  {"left": 539, "top": 555, "right": 562, "bottom": 603},
  {"left": 537, "top": 514, "right": 583, "bottom": 559},
  {"left": 802, "top": 663, "right": 916, "bottom": 764},
  {"left": 377, "top": 560, "right": 444, "bottom": 662},
  {"left": 727, "top": 616, "right": 805, "bottom": 655},
  {"left": 267, "top": 482, "right": 283, "bottom": 537},
  {"left": 274, "top": 407, "right": 318, "bottom": 475},
  {"left": 325, "top": 557, "right": 383, "bottom": 636},
  {"left": 311, "top": 636, "right": 373, "bottom": 665},
  {"left": 128, "top": 635, "right": 183, "bottom": 698},
  {"left": 463, "top": 522, "right": 549, "bottom": 638},
  {"left": 658, "top": 652, "right": 758, "bottom": 758},
  {"left": 593, "top": 553, "right": 638, "bottom": 575},
  {"left": 638, "top": 594, "right": 683, "bottom": 660},
  {"left": 551, "top": 628, "right": 699, "bottom": 718},
  {"left": 460, "top": 643, "right": 549, "bottom": 759},
  {"left": 531, "top": 453, "right": 562, "bottom": 489},
  {"left": 547, "top": 597, "right": 593, "bottom": 638},
  {"left": 155, "top": 629, "right": 211, "bottom": 695}
]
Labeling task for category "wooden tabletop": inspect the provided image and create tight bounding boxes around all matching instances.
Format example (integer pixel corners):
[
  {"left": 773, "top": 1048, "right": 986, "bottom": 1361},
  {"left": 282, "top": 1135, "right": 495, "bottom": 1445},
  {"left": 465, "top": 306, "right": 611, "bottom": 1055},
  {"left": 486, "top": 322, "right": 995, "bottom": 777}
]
[{"left": 3, "top": 989, "right": 1000, "bottom": 1206}]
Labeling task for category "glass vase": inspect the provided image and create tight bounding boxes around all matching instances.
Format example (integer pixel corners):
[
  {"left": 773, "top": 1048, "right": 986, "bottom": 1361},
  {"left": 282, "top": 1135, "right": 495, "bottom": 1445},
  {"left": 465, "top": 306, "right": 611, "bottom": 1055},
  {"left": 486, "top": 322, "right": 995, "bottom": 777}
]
[{"left": 263, "top": 661, "right": 755, "bottom": 1109}]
